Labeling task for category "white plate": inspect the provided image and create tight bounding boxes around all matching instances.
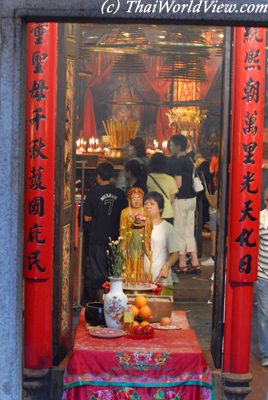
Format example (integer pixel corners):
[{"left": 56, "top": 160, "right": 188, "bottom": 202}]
[
  {"left": 123, "top": 283, "right": 157, "bottom": 291},
  {"left": 151, "top": 322, "right": 181, "bottom": 330},
  {"left": 89, "top": 327, "right": 124, "bottom": 338}
]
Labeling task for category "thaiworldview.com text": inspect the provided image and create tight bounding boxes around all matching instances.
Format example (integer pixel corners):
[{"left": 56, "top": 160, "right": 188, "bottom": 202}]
[{"left": 101, "top": 0, "right": 268, "bottom": 15}]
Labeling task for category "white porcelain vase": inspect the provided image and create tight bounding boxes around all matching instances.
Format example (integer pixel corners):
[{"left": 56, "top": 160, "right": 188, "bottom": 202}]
[{"left": 104, "top": 277, "right": 128, "bottom": 329}]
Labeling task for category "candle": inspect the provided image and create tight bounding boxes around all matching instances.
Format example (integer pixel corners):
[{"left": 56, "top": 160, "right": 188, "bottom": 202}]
[{"left": 162, "top": 140, "right": 168, "bottom": 154}]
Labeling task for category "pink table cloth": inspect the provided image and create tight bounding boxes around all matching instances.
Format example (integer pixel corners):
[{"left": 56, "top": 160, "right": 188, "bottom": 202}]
[{"left": 62, "top": 309, "right": 214, "bottom": 400}]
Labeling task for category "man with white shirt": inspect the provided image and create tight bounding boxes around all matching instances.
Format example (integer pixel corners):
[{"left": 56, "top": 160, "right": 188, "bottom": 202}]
[
  {"left": 256, "top": 187, "right": 268, "bottom": 367},
  {"left": 144, "top": 191, "right": 179, "bottom": 295}
]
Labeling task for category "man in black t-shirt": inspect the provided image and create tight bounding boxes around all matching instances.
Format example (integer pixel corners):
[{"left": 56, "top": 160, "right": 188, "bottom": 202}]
[{"left": 83, "top": 162, "right": 127, "bottom": 302}]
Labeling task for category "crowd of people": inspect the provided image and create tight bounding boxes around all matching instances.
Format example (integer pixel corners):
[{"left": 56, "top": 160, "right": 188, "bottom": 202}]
[
  {"left": 81, "top": 134, "right": 268, "bottom": 369},
  {"left": 83, "top": 135, "right": 218, "bottom": 302}
]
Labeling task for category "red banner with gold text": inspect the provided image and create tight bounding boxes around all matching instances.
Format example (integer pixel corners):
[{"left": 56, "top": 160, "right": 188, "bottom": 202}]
[
  {"left": 228, "top": 27, "right": 265, "bottom": 283},
  {"left": 24, "top": 23, "right": 57, "bottom": 281}
]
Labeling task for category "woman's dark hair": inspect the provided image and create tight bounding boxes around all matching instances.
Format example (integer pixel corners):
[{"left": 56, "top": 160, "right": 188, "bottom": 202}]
[
  {"left": 149, "top": 152, "right": 168, "bottom": 174},
  {"left": 168, "top": 134, "right": 188, "bottom": 152},
  {"left": 96, "top": 162, "right": 114, "bottom": 181},
  {"left": 129, "top": 137, "right": 146, "bottom": 158},
  {"left": 144, "top": 191, "right": 164, "bottom": 216},
  {"left": 125, "top": 159, "right": 146, "bottom": 179},
  {"left": 125, "top": 159, "right": 148, "bottom": 193}
]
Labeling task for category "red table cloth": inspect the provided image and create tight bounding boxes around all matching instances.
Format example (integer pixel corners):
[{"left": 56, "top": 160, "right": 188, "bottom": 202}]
[{"left": 62, "top": 310, "right": 214, "bottom": 400}]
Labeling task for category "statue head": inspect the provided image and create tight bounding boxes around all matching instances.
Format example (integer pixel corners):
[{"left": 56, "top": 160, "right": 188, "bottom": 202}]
[{"left": 128, "top": 187, "right": 144, "bottom": 209}]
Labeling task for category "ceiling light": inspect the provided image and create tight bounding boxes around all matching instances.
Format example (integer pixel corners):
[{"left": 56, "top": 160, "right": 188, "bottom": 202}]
[
  {"left": 123, "top": 32, "right": 130, "bottom": 37},
  {"left": 158, "top": 35, "right": 166, "bottom": 39}
]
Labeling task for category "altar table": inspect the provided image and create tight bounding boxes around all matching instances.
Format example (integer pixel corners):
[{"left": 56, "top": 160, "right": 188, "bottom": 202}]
[{"left": 62, "top": 309, "right": 214, "bottom": 400}]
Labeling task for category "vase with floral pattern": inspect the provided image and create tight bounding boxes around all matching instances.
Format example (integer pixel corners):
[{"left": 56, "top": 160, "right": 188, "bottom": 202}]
[{"left": 104, "top": 277, "right": 128, "bottom": 329}]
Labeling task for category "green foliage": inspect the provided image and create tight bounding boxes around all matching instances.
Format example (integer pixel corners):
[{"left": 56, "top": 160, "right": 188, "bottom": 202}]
[{"left": 106, "top": 236, "right": 125, "bottom": 278}]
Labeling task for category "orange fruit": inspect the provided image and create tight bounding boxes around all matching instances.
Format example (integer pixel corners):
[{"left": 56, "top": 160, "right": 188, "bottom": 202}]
[
  {"left": 140, "top": 320, "right": 150, "bottom": 327},
  {"left": 132, "top": 321, "right": 139, "bottom": 328},
  {"left": 134, "top": 295, "right": 147, "bottom": 309},
  {"left": 131, "top": 305, "right": 139, "bottom": 317},
  {"left": 138, "top": 305, "right": 152, "bottom": 321}
]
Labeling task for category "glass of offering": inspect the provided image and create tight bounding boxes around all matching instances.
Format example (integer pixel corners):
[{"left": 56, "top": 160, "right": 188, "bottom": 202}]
[{"left": 123, "top": 305, "right": 134, "bottom": 333}]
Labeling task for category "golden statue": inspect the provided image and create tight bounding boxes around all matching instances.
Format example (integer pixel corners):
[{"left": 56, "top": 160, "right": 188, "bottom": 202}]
[{"left": 120, "top": 187, "right": 153, "bottom": 286}]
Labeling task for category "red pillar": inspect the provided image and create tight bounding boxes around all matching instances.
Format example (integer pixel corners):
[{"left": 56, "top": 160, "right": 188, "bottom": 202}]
[
  {"left": 223, "top": 27, "right": 266, "bottom": 373},
  {"left": 24, "top": 23, "right": 57, "bottom": 369}
]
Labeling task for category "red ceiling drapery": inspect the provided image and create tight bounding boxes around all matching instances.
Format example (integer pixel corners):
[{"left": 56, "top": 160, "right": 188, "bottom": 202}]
[
  {"left": 200, "top": 56, "right": 221, "bottom": 99},
  {"left": 130, "top": 57, "right": 172, "bottom": 141},
  {"left": 142, "top": 57, "right": 171, "bottom": 141},
  {"left": 82, "top": 54, "right": 221, "bottom": 142},
  {"left": 82, "top": 54, "right": 114, "bottom": 139}
]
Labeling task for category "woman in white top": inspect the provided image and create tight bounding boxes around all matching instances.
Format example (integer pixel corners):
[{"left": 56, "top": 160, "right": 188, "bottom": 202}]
[
  {"left": 147, "top": 153, "right": 178, "bottom": 225},
  {"left": 144, "top": 191, "right": 180, "bottom": 295}
]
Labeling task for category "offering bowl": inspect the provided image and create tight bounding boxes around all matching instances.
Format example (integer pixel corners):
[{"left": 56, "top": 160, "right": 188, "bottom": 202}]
[{"left": 85, "top": 302, "right": 105, "bottom": 326}]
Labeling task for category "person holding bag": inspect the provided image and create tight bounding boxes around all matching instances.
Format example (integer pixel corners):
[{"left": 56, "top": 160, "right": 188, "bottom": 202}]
[
  {"left": 201, "top": 172, "right": 217, "bottom": 267},
  {"left": 147, "top": 152, "right": 178, "bottom": 225},
  {"left": 168, "top": 134, "right": 201, "bottom": 274},
  {"left": 191, "top": 158, "right": 204, "bottom": 194}
]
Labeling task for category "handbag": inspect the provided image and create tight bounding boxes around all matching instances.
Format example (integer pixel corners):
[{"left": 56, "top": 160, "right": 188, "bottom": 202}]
[
  {"left": 191, "top": 160, "right": 204, "bottom": 193},
  {"left": 193, "top": 175, "right": 204, "bottom": 193}
]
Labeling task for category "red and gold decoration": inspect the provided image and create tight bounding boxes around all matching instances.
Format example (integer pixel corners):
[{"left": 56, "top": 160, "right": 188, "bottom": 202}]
[
  {"left": 224, "top": 27, "right": 265, "bottom": 373},
  {"left": 166, "top": 106, "right": 205, "bottom": 133},
  {"left": 24, "top": 22, "right": 57, "bottom": 368}
]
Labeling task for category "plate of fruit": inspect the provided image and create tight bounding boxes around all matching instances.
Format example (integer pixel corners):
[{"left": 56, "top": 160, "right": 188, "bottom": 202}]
[
  {"left": 151, "top": 317, "right": 181, "bottom": 330},
  {"left": 126, "top": 295, "right": 155, "bottom": 338},
  {"left": 127, "top": 321, "right": 154, "bottom": 339}
]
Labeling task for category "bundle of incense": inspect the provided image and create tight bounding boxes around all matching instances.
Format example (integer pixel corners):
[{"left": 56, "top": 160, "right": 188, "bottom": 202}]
[{"left": 102, "top": 119, "right": 140, "bottom": 148}]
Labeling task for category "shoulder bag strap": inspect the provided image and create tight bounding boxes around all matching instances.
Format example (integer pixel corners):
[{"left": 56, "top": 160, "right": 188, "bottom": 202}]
[
  {"left": 190, "top": 158, "right": 197, "bottom": 179},
  {"left": 148, "top": 174, "right": 169, "bottom": 200}
]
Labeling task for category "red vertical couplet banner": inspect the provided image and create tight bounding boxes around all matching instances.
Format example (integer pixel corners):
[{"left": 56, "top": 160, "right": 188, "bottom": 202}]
[
  {"left": 229, "top": 27, "right": 265, "bottom": 283},
  {"left": 224, "top": 27, "right": 265, "bottom": 373},
  {"left": 24, "top": 23, "right": 57, "bottom": 368}
]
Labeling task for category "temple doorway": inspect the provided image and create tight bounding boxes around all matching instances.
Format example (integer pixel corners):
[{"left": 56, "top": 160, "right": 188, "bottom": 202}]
[
  {"left": 60, "top": 22, "right": 226, "bottom": 365},
  {"left": 23, "top": 19, "right": 268, "bottom": 400}
]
